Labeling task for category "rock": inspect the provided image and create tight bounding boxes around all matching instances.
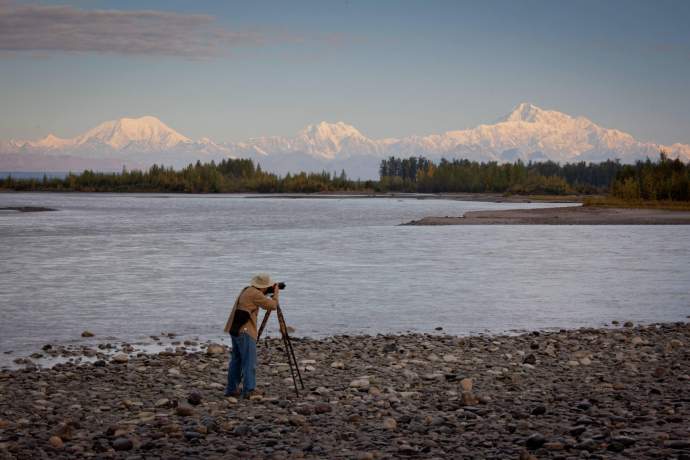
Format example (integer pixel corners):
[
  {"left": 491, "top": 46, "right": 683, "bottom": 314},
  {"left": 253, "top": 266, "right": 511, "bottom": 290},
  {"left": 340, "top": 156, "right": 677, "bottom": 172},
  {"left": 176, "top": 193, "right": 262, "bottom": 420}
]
[
  {"left": 48, "top": 436, "right": 64, "bottom": 449},
  {"left": 111, "top": 353, "right": 128, "bottom": 364},
  {"left": 176, "top": 404, "right": 195, "bottom": 416},
  {"left": 459, "top": 378, "right": 473, "bottom": 392},
  {"left": 531, "top": 405, "right": 546, "bottom": 416},
  {"left": 623, "top": 321, "right": 633, "bottom": 328},
  {"left": 382, "top": 343, "right": 397, "bottom": 353},
  {"left": 402, "top": 369, "right": 419, "bottom": 380},
  {"left": 382, "top": 417, "right": 397, "bottom": 430},
  {"left": 168, "top": 368, "right": 181, "bottom": 376},
  {"left": 330, "top": 360, "right": 344, "bottom": 369},
  {"left": 668, "top": 339, "right": 683, "bottom": 349},
  {"left": 611, "top": 436, "right": 635, "bottom": 447},
  {"left": 525, "top": 433, "right": 546, "bottom": 450},
  {"left": 206, "top": 343, "right": 225, "bottom": 354},
  {"left": 665, "top": 440, "right": 690, "bottom": 449},
  {"left": 576, "top": 400, "right": 592, "bottom": 411},
  {"left": 288, "top": 415, "right": 307, "bottom": 426},
  {"left": 295, "top": 405, "right": 313, "bottom": 415},
  {"left": 187, "top": 390, "right": 202, "bottom": 406},
  {"left": 579, "top": 357, "right": 592, "bottom": 365},
  {"left": 442, "top": 354, "right": 458, "bottom": 362},
  {"left": 631, "top": 336, "right": 643, "bottom": 345},
  {"left": 523, "top": 354, "right": 536, "bottom": 365},
  {"left": 435, "top": 326, "right": 443, "bottom": 331},
  {"left": 112, "top": 437, "right": 133, "bottom": 451},
  {"left": 233, "top": 424, "right": 251, "bottom": 435},
  {"left": 543, "top": 441, "right": 564, "bottom": 450},
  {"left": 184, "top": 430, "right": 203, "bottom": 441},
  {"left": 93, "top": 359, "right": 106, "bottom": 367},
  {"left": 314, "top": 403, "right": 332, "bottom": 414},
  {"left": 575, "top": 438, "right": 598, "bottom": 451},
  {"left": 349, "top": 377, "right": 370, "bottom": 389},
  {"left": 81, "top": 330, "right": 94, "bottom": 337},
  {"left": 53, "top": 422, "right": 74, "bottom": 441},
  {"left": 155, "top": 398, "right": 170, "bottom": 408},
  {"left": 461, "top": 392, "right": 479, "bottom": 406}
]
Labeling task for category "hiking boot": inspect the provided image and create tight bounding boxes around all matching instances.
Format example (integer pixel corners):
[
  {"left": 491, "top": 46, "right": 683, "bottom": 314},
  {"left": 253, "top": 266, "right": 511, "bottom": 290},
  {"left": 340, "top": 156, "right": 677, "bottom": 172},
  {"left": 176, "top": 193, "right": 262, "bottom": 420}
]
[
  {"left": 243, "top": 389, "right": 263, "bottom": 400},
  {"left": 224, "top": 389, "right": 241, "bottom": 398}
]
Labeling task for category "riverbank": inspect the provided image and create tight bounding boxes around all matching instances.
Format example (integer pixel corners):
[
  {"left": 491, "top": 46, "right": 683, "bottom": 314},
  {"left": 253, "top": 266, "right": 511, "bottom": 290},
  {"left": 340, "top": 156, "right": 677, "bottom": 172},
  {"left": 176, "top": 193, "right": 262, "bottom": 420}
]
[
  {"left": 257, "top": 192, "right": 582, "bottom": 203},
  {"left": 1, "top": 323, "right": 689, "bottom": 459},
  {"left": 404, "top": 205, "right": 690, "bottom": 225}
]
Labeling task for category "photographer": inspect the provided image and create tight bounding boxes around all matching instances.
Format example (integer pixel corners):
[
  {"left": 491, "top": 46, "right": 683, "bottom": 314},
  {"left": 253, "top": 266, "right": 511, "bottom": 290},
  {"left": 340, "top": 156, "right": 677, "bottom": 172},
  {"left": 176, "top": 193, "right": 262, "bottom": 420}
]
[{"left": 223, "top": 273, "right": 279, "bottom": 399}]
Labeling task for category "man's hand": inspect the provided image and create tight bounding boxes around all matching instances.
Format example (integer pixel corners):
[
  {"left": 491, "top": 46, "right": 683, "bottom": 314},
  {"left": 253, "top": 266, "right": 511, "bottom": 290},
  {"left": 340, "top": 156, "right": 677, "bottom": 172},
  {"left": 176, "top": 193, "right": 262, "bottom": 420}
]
[{"left": 272, "top": 283, "right": 280, "bottom": 302}]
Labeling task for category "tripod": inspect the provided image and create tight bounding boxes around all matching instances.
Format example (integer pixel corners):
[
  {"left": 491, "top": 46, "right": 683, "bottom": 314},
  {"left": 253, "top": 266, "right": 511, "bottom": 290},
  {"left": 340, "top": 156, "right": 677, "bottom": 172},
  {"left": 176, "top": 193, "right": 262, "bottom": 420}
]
[{"left": 257, "top": 304, "right": 305, "bottom": 397}]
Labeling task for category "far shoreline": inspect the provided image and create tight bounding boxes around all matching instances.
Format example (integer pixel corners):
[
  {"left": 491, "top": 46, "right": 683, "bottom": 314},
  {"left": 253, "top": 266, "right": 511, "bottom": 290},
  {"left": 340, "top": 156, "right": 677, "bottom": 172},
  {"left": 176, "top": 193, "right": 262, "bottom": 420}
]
[
  {"left": 404, "top": 205, "right": 690, "bottom": 225},
  {"left": 0, "top": 189, "right": 583, "bottom": 204}
]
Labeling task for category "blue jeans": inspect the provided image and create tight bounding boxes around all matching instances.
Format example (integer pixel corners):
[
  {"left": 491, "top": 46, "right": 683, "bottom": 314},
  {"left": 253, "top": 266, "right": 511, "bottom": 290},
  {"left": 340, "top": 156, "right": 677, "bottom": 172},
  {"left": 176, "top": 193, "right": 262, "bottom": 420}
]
[{"left": 225, "top": 332, "right": 257, "bottom": 397}]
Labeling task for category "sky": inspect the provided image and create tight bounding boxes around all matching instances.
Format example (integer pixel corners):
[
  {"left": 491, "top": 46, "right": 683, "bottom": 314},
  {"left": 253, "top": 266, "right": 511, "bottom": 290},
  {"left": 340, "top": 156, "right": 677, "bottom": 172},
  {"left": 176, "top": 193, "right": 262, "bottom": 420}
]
[{"left": 1, "top": 0, "right": 689, "bottom": 144}]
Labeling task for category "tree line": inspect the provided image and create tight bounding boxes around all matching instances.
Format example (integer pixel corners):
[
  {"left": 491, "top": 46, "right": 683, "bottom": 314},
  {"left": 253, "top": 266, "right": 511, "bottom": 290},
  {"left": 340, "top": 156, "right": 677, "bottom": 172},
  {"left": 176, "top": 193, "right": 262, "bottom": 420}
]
[
  {"left": 1, "top": 153, "right": 688, "bottom": 201},
  {"left": 0, "top": 159, "right": 373, "bottom": 193},
  {"left": 379, "top": 156, "right": 625, "bottom": 194},
  {"left": 610, "top": 153, "right": 690, "bottom": 201}
]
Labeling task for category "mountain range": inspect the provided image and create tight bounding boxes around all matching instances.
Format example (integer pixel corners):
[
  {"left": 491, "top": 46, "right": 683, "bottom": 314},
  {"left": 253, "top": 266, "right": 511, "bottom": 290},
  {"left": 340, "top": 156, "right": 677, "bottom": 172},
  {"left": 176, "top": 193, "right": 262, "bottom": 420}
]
[{"left": 2, "top": 103, "right": 688, "bottom": 179}]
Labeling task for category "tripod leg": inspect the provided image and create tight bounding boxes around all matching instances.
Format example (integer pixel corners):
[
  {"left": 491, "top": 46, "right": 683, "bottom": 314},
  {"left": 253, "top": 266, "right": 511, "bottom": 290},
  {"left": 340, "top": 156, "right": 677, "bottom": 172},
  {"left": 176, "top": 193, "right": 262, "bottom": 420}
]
[
  {"left": 256, "top": 310, "right": 272, "bottom": 342},
  {"left": 281, "top": 331, "right": 300, "bottom": 397},
  {"left": 277, "top": 306, "right": 305, "bottom": 390},
  {"left": 286, "top": 335, "right": 304, "bottom": 389}
]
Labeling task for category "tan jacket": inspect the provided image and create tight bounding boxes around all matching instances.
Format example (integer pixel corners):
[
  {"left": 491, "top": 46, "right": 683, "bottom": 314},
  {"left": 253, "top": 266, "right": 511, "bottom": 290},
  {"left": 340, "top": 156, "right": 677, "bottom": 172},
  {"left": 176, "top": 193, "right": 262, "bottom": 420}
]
[{"left": 224, "top": 286, "right": 277, "bottom": 340}]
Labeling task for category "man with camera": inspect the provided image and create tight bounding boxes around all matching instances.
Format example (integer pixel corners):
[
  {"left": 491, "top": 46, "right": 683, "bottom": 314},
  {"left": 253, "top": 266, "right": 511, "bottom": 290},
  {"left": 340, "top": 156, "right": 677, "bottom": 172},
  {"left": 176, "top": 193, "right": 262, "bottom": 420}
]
[{"left": 223, "top": 273, "right": 279, "bottom": 399}]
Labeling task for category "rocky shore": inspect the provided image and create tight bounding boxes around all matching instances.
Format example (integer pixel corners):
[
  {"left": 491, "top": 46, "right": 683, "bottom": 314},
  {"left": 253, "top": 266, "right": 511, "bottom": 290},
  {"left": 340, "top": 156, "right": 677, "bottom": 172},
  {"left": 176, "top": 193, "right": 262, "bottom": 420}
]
[
  {"left": 1, "top": 322, "right": 689, "bottom": 459},
  {"left": 403, "top": 206, "right": 690, "bottom": 225}
]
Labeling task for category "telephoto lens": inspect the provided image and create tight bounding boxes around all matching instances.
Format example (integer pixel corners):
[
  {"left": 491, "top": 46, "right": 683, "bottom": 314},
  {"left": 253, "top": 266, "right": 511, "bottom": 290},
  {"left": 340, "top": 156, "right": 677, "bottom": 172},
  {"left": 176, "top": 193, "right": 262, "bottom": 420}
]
[{"left": 266, "top": 282, "right": 286, "bottom": 295}]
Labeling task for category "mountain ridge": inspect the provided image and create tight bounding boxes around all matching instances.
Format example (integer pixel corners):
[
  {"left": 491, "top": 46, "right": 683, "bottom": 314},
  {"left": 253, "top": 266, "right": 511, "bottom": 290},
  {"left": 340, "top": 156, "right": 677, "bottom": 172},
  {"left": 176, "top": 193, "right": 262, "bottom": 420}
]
[{"left": 2, "top": 104, "right": 689, "bottom": 178}]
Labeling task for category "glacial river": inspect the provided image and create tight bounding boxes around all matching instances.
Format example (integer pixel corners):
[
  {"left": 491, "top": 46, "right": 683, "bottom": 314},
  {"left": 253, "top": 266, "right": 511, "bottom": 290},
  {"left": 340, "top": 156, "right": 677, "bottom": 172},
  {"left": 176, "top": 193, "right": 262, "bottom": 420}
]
[{"left": 1, "top": 193, "right": 689, "bottom": 366}]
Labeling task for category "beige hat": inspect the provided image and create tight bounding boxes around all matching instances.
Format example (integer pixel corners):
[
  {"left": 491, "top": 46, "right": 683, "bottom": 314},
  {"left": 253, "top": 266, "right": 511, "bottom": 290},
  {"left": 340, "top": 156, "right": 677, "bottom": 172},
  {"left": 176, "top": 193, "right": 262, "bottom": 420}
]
[{"left": 250, "top": 273, "right": 273, "bottom": 289}]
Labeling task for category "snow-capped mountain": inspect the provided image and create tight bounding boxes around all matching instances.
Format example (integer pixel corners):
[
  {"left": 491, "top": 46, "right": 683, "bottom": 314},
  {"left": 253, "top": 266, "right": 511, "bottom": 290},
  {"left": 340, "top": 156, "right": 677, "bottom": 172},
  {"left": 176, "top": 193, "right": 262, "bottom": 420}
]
[
  {"left": 1, "top": 116, "right": 232, "bottom": 171},
  {"left": 24, "top": 116, "right": 193, "bottom": 153},
  {"left": 2, "top": 104, "right": 689, "bottom": 178}
]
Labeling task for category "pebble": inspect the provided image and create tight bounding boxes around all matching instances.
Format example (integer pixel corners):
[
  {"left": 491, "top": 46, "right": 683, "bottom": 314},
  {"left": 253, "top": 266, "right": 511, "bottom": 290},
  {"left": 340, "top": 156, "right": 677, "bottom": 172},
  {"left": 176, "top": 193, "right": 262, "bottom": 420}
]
[
  {"left": 525, "top": 433, "right": 546, "bottom": 450},
  {"left": 81, "top": 330, "right": 94, "bottom": 338},
  {"left": 459, "top": 377, "right": 473, "bottom": 392},
  {"left": 206, "top": 344, "right": 225, "bottom": 355},
  {"left": 382, "top": 417, "right": 397, "bottom": 430},
  {"left": 111, "top": 353, "right": 128, "bottom": 363},
  {"left": 187, "top": 390, "right": 202, "bottom": 405},
  {"left": 112, "top": 437, "right": 133, "bottom": 451},
  {"left": 176, "top": 404, "right": 195, "bottom": 416},
  {"left": 48, "top": 436, "right": 64, "bottom": 449}
]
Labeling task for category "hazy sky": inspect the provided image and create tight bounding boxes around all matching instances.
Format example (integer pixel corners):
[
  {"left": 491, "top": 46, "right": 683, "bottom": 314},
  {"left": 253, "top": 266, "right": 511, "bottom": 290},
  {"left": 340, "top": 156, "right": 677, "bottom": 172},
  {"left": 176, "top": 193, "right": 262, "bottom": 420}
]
[{"left": 1, "top": 0, "right": 689, "bottom": 144}]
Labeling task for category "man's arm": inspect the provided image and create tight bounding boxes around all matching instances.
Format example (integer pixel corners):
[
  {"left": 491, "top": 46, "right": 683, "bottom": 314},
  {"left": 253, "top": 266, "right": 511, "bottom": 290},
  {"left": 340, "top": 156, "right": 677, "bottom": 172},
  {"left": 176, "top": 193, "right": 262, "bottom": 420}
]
[{"left": 252, "top": 286, "right": 278, "bottom": 311}]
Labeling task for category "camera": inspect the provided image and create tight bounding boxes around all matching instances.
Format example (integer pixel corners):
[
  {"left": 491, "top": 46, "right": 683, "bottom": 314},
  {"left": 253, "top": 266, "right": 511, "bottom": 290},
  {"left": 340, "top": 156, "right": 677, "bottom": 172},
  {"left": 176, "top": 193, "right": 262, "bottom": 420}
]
[{"left": 265, "top": 282, "right": 286, "bottom": 295}]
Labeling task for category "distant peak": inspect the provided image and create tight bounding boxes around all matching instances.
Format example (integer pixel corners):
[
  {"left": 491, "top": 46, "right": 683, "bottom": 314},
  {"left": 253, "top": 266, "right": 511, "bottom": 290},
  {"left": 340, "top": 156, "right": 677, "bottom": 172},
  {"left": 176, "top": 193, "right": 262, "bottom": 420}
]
[
  {"left": 75, "top": 115, "right": 191, "bottom": 149},
  {"left": 502, "top": 102, "right": 545, "bottom": 123},
  {"left": 300, "top": 121, "right": 364, "bottom": 139}
]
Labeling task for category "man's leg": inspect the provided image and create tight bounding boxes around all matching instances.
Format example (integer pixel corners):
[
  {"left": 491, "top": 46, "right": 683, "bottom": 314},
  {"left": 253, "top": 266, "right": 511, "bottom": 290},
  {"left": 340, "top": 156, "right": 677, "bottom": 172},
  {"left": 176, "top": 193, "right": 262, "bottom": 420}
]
[
  {"left": 225, "top": 335, "right": 242, "bottom": 396},
  {"left": 240, "top": 333, "right": 257, "bottom": 397}
]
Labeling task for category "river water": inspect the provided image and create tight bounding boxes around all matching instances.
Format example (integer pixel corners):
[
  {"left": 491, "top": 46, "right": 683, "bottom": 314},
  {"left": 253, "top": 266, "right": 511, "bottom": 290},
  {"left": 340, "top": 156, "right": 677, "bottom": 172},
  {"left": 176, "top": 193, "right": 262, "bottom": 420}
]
[{"left": 1, "top": 193, "right": 689, "bottom": 365}]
